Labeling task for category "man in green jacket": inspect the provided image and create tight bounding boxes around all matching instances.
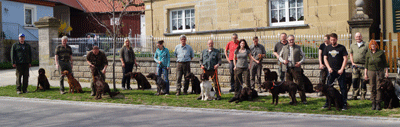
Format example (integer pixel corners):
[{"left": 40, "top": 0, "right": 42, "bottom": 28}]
[
  {"left": 349, "top": 32, "right": 369, "bottom": 100},
  {"left": 198, "top": 39, "right": 222, "bottom": 100},
  {"left": 11, "top": 33, "right": 32, "bottom": 94}
]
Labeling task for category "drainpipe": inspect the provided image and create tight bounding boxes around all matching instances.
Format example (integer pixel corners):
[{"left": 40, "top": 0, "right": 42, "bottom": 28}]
[{"left": 382, "top": 0, "right": 386, "bottom": 39}]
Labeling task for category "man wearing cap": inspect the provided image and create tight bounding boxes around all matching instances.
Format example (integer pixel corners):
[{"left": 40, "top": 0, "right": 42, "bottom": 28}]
[
  {"left": 86, "top": 46, "right": 108, "bottom": 96},
  {"left": 174, "top": 35, "right": 194, "bottom": 96},
  {"left": 55, "top": 36, "right": 73, "bottom": 94},
  {"left": 11, "top": 33, "right": 32, "bottom": 94}
]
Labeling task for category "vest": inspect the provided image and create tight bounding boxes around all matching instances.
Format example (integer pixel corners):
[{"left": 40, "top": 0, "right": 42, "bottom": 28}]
[{"left": 201, "top": 48, "right": 220, "bottom": 71}]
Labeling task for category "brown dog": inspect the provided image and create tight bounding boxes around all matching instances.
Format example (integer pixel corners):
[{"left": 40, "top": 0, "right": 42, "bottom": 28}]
[
  {"left": 379, "top": 78, "right": 399, "bottom": 109},
  {"left": 235, "top": 87, "right": 258, "bottom": 103},
  {"left": 125, "top": 72, "right": 152, "bottom": 90},
  {"left": 146, "top": 73, "right": 166, "bottom": 96},
  {"left": 91, "top": 66, "right": 119, "bottom": 99},
  {"left": 36, "top": 68, "right": 51, "bottom": 91},
  {"left": 314, "top": 83, "right": 344, "bottom": 111},
  {"left": 263, "top": 68, "right": 278, "bottom": 82},
  {"left": 261, "top": 81, "right": 298, "bottom": 106},
  {"left": 61, "top": 70, "right": 83, "bottom": 94}
]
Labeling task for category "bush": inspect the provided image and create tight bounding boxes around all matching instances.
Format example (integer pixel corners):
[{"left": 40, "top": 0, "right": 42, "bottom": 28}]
[{"left": 0, "top": 60, "right": 39, "bottom": 69}]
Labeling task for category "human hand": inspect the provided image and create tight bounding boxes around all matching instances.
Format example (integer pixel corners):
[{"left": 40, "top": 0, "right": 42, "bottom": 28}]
[
  {"left": 214, "top": 65, "right": 219, "bottom": 70},
  {"left": 201, "top": 65, "right": 205, "bottom": 69},
  {"left": 102, "top": 69, "right": 106, "bottom": 74},
  {"left": 158, "top": 61, "right": 162, "bottom": 64},
  {"left": 283, "top": 60, "right": 289, "bottom": 65},
  {"left": 295, "top": 62, "right": 301, "bottom": 67},
  {"left": 338, "top": 69, "right": 344, "bottom": 75},
  {"left": 13, "top": 64, "right": 16, "bottom": 68},
  {"left": 328, "top": 68, "right": 333, "bottom": 73},
  {"left": 319, "top": 64, "right": 325, "bottom": 69}
]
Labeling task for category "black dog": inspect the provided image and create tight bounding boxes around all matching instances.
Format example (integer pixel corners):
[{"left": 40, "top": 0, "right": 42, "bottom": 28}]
[
  {"left": 379, "top": 78, "right": 399, "bottom": 109},
  {"left": 300, "top": 69, "right": 315, "bottom": 93},
  {"left": 125, "top": 72, "right": 152, "bottom": 90},
  {"left": 261, "top": 81, "right": 298, "bottom": 106},
  {"left": 345, "top": 72, "right": 353, "bottom": 92},
  {"left": 36, "top": 68, "right": 51, "bottom": 91},
  {"left": 235, "top": 87, "right": 258, "bottom": 103},
  {"left": 185, "top": 73, "right": 201, "bottom": 94},
  {"left": 263, "top": 68, "right": 278, "bottom": 82},
  {"left": 315, "top": 83, "right": 344, "bottom": 111},
  {"left": 146, "top": 73, "right": 166, "bottom": 96}
]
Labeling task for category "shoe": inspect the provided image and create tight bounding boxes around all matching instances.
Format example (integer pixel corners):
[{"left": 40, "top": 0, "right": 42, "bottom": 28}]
[
  {"left": 176, "top": 90, "right": 181, "bottom": 96},
  {"left": 303, "top": 101, "right": 307, "bottom": 104},
  {"left": 289, "top": 101, "right": 294, "bottom": 105},
  {"left": 321, "top": 103, "right": 328, "bottom": 109},
  {"left": 23, "top": 91, "right": 28, "bottom": 93},
  {"left": 183, "top": 91, "right": 188, "bottom": 95},
  {"left": 127, "top": 88, "right": 132, "bottom": 90},
  {"left": 165, "top": 94, "right": 169, "bottom": 96},
  {"left": 376, "top": 103, "right": 382, "bottom": 110},
  {"left": 342, "top": 105, "right": 347, "bottom": 111},
  {"left": 197, "top": 96, "right": 202, "bottom": 100},
  {"left": 215, "top": 96, "right": 221, "bottom": 100},
  {"left": 17, "top": 91, "right": 21, "bottom": 94},
  {"left": 371, "top": 103, "right": 376, "bottom": 110},
  {"left": 91, "top": 91, "right": 96, "bottom": 96},
  {"left": 154, "top": 93, "right": 160, "bottom": 96},
  {"left": 60, "top": 91, "right": 66, "bottom": 95},
  {"left": 229, "top": 89, "right": 235, "bottom": 92},
  {"left": 258, "top": 88, "right": 263, "bottom": 93},
  {"left": 350, "top": 97, "right": 358, "bottom": 100},
  {"left": 122, "top": 87, "right": 126, "bottom": 90}
]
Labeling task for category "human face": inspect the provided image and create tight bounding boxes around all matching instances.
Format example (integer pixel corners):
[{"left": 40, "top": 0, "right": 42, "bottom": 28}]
[
  {"left": 93, "top": 49, "right": 99, "bottom": 55},
  {"left": 355, "top": 33, "right": 362, "bottom": 43},
  {"left": 62, "top": 39, "right": 67, "bottom": 46},
  {"left": 180, "top": 37, "right": 186, "bottom": 45},
  {"left": 124, "top": 40, "right": 130, "bottom": 47},
  {"left": 280, "top": 34, "right": 287, "bottom": 42},
  {"left": 288, "top": 36, "right": 295, "bottom": 46},
  {"left": 157, "top": 43, "right": 163, "bottom": 49},
  {"left": 232, "top": 35, "right": 238, "bottom": 42},
  {"left": 240, "top": 41, "right": 245, "bottom": 49},
  {"left": 253, "top": 38, "right": 258, "bottom": 45},
  {"left": 19, "top": 36, "right": 25, "bottom": 44},
  {"left": 324, "top": 37, "right": 330, "bottom": 45},
  {"left": 330, "top": 37, "right": 338, "bottom": 46},
  {"left": 371, "top": 44, "right": 377, "bottom": 51},
  {"left": 208, "top": 40, "right": 214, "bottom": 49}
]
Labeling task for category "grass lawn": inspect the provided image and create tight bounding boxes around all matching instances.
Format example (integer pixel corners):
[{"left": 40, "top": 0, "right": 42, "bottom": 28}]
[{"left": 1, "top": 85, "right": 400, "bottom": 117}]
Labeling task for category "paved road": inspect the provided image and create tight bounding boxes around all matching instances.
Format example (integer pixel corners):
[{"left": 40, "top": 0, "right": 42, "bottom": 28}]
[{"left": 0, "top": 97, "right": 399, "bottom": 127}]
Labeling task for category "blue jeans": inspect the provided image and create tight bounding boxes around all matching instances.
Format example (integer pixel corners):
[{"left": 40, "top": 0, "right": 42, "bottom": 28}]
[
  {"left": 157, "top": 66, "right": 170, "bottom": 94},
  {"left": 326, "top": 70, "right": 347, "bottom": 107}
]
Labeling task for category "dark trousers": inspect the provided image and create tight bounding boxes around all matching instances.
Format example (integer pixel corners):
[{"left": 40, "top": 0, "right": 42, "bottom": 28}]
[
  {"left": 278, "top": 64, "right": 285, "bottom": 81},
  {"left": 229, "top": 60, "right": 236, "bottom": 90},
  {"left": 59, "top": 60, "right": 72, "bottom": 92},
  {"left": 16, "top": 63, "right": 29, "bottom": 92},
  {"left": 326, "top": 70, "right": 347, "bottom": 107},
  {"left": 234, "top": 68, "right": 250, "bottom": 96},
  {"left": 250, "top": 63, "right": 262, "bottom": 89},
  {"left": 157, "top": 66, "right": 169, "bottom": 94},
  {"left": 203, "top": 69, "right": 221, "bottom": 97},
  {"left": 320, "top": 68, "right": 328, "bottom": 85},
  {"left": 368, "top": 70, "right": 384, "bottom": 104},
  {"left": 176, "top": 62, "right": 190, "bottom": 92},
  {"left": 286, "top": 67, "right": 306, "bottom": 102},
  {"left": 122, "top": 63, "right": 134, "bottom": 89}
]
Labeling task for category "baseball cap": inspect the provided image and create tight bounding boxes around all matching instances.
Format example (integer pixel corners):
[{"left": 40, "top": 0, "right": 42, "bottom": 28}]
[{"left": 19, "top": 33, "right": 25, "bottom": 37}]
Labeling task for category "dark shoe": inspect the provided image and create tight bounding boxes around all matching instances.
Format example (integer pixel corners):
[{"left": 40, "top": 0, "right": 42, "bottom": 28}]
[
  {"left": 350, "top": 96, "right": 358, "bottom": 100},
  {"left": 229, "top": 89, "right": 234, "bottom": 92},
  {"left": 303, "top": 101, "right": 307, "bottom": 104},
  {"left": 376, "top": 103, "right": 382, "bottom": 110},
  {"left": 197, "top": 96, "right": 202, "bottom": 100},
  {"left": 342, "top": 105, "right": 347, "bottom": 111},
  {"left": 228, "top": 97, "right": 237, "bottom": 102},
  {"left": 215, "top": 96, "right": 221, "bottom": 100},
  {"left": 91, "top": 91, "right": 96, "bottom": 96},
  {"left": 183, "top": 91, "right": 188, "bottom": 95},
  {"left": 371, "top": 103, "right": 376, "bottom": 110},
  {"left": 23, "top": 91, "right": 28, "bottom": 93},
  {"left": 289, "top": 101, "right": 294, "bottom": 105},
  {"left": 127, "top": 87, "right": 132, "bottom": 90},
  {"left": 321, "top": 103, "right": 328, "bottom": 109}
]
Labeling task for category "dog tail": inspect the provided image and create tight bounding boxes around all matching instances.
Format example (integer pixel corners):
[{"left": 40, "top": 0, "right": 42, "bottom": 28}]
[{"left": 108, "top": 91, "right": 120, "bottom": 98}]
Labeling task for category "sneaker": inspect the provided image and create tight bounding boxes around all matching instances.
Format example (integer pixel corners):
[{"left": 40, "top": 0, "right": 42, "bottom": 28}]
[
  {"left": 342, "top": 105, "right": 347, "bottom": 111},
  {"left": 229, "top": 89, "right": 235, "bottom": 92},
  {"left": 321, "top": 103, "right": 328, "bottom": 109},
  {"left": 17, "top": 91, "right": 21, "bottom": 94},
  {"left": 165, "top": 93, "right": 169, "bottom": 96},
  {"left": 60, "top": 91, "right": 66, "bottom": 95}
]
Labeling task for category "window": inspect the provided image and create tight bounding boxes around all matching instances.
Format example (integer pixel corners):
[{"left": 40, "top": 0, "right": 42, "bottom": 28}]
[
  {"left": 24, "top": 4, "right": 36, "bottom": 27},
  {"left": 270, "top": 0, "right": 304, "bottom": 26},
  {"left": 170, "top": 8, "right": 195, "bottom": 33}
]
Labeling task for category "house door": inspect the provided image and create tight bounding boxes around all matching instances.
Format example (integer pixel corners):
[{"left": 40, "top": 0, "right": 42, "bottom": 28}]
[{"left": 140, "top": 14, "right": 146, "bottom": 48}]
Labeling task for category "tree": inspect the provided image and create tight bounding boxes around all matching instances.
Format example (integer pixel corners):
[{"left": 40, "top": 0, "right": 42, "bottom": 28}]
[{"left": 89, "top": 0, "right": 144, "bottom": 90}]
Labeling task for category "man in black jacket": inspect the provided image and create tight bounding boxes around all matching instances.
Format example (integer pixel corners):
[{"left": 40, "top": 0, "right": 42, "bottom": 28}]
[{"left": 11, "top": 33, "right": 32, "bottom": 94}]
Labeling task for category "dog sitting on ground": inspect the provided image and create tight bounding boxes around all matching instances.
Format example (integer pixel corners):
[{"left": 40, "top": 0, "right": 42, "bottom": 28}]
[
  {"left": 263, "top": 68, "right": 278, "bottom": 82},
  {"left": 185, "top": 73, "right": 201, "bottom": 94},
  {"left": 125, "top": 72, "right": 152, "bottom": 90},
  {"left": 146, "top": 73, "right": 166, "bottom": 96},
  {"left": 36, "top": 68, "right": 51, "bottom": 91},
  {"left": 61, "top": 70, "right": 83, "bottom": 94},
  {"left": 235, "top": 87, "right": 258, "bottom": 103},
  {"left": 261, "top": 81, "right": 298, "bottom": 106},
  {"left": 90, "top": 66, "right": 119, "bottom": 99},
  {"left": 345, "top": 72, "right": 353, "bottom": 92},
  {"left": 315, "top": 83, "right": 344, "bottom": 111},
  {"left": 379, "top": 78, "right": 400, "bottom": 109},
  {"left": 199, "top": 73, "right": 215, "bottom": 101},
  {"left": 300, "top": 69, "right": 315, "bottom": 93}
]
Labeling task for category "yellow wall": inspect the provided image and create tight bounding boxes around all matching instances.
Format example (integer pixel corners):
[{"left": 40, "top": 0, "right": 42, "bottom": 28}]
[{"left": 382, "top": 0, "right": 399, "bottom": 40}]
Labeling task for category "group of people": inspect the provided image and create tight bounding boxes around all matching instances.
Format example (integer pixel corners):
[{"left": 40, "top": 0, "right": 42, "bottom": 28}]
[{"left": 11, "top": 32, "right": 390, "bottom": 111}]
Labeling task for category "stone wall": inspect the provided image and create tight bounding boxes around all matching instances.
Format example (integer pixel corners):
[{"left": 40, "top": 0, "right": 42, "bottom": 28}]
[{"left": 51, "top": 57, "right": 322, "bottom": 87}]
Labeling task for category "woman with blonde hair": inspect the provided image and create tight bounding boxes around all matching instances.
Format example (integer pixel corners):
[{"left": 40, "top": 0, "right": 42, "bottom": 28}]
[
  {"left": 120, "top": 38, "right": 138, "bottom": 90},
  {"left": 364, "top": 40, "right": 389, "bottom": 110}
]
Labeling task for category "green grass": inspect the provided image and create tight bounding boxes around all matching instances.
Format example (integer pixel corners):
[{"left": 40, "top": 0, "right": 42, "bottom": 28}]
[{"left": 1, "top": 85, "right": 400, "bottom": 117}]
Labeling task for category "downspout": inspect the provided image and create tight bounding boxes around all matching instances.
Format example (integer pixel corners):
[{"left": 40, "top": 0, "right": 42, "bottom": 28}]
[
  {"left": 151, "top": 0, "right": 154, "bottom": 37},
  {"left": 382, "top": 0, "right": 386, "bottom": 39}
]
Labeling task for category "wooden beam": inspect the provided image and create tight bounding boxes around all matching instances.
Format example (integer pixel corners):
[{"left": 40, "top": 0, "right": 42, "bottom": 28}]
[{"left": 10, "top": 0, "right": 56, "bottom": 7}]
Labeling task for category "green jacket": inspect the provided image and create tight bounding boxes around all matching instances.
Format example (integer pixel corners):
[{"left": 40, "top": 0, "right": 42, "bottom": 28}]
[
  {"left": 11, "top": 42, "right": 32, "bottom": 64},
  {"left": 199, "top": 48, "right": 221, "bottom": 71},
  {"left": 349, "top": 41, "right": 368, "bottom": 64},
  {"left": 365, "top": 49, "right": 388, "bottom": 71}
]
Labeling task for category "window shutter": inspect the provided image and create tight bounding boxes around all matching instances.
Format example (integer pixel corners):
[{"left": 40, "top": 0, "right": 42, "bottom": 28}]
[{"left": 393, "top": 0, "right": 400, "bottom": 33}]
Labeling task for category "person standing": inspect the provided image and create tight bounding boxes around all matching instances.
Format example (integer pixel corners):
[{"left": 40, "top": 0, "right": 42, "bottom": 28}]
[
  {"left": 364, "top": 40, "right": 389, "bottom": 110},
  {"left": 120, "top": 38, "right": 138, "bottom": 90},
  {"left": 86, "top": 46, "right": 108, "bottom": 96},
  {"left": 55, "top": 36, "right": 73, "bottom": 94},
  {"left": 249, "top": 36, "right": 266, "bottom": 92},
  {"left": 11, "top": 33, "right": 32, "bottom": 94},
  {"left": 349, "top": 32, "right": 369, "bottom": 100},
  {"left": 279, "top": 35, "right": 307, "bottom": 104},
  {"left": 198, "top": 39, "right": 222, "bottom": 100},
  {"left": 225, "top": 33, "right": 239, "bottom": 92},
  {"left": 174, "top": 35, "right": 194, "bottom": 96},
  {"left": 154, "top": 40, "right": 170, "bottom": 95},
  {"left": 323, "top": 33, "right": 348, "bottom": 110},
  {"left": 229, "top": 39, "right": 260, "bottom": 102},
  {"left": 318, "top": 34, "right": 331, "bottom": 85},
  {"left": 273, "top": 33, "right": 288, "bottom": 81}
]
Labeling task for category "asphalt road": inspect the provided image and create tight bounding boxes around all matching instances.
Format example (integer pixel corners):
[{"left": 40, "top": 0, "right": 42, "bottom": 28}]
[{"left": 1, "top": 97, "right": 399, "bottom": 127}]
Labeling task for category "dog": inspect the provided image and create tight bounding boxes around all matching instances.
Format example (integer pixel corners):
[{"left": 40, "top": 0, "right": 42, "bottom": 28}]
[
  {"left": 263, "top": 68, "right": 278, "bottom": 82},
  {"left": 185, "top": 73, "right": 201, "bottom": 94},
  {"left": 300, "top": 69, "right": 315, "bottom": 93},
  {"left": 61, "top": 70, "right": 83, "bottom": 94},
  {"left": 36, "top": 68, "right": 51, "bottom": 91},
  {"left": 261, "top": 81, "right": 298, "bottom": 106},
  {"left": 345, "top": 72, "right": 353, "bottom": 92},
  {"left": 235, "top": 87, "right": 258, "bottom": 103},
  {"left": 315, "top": 83, "right": 344, "bottom": 111},
  {"left": 146, "top": 73, "right": 166, "bottom": 96},
  {"left": 125, "top": 72, "right": 152, "bottom": 90},
  {"left": 90, "top": 66, "right": 120, "bottom": 99},
  {"left": 379, "top": 78, "right": 400, "bottom": 109},
  {"left": 199, "top": 73, "right": 215, "bottom": 101}
]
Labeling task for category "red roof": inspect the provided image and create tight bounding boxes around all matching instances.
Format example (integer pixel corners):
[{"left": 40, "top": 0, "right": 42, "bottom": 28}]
[
  {"left": 77, "top": 0, "right": 144, "bottom": 13},
  {"left": 47, "top": 0, "right": 85, "bottom": 11}
]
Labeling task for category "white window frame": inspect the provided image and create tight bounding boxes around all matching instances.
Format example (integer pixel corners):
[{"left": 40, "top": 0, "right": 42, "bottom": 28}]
[
  {"left": 169, "top": 8, "right": 195, "bottom": 33},
  {"left": 269, "top": 0, "right": 304, "bottom": 26},
  {"left": 24, "top": 4, "right": 37, "bottom": 27}
]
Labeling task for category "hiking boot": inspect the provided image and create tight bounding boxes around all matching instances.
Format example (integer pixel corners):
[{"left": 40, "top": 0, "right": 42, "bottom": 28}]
[
  {"left": 60, "top": 91, "right": 66, "bottom": 95},
  {"left": 17, "top": 91, "right": 21, "bottom": 94}
]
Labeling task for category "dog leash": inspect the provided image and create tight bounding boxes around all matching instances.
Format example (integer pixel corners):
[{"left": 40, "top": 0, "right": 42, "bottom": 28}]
[{"left": 211, "top": 69, "right": 222, "bottom": 96}]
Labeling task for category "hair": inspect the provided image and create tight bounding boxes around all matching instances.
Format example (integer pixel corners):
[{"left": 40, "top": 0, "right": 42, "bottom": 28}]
[
  {"left": 61, "top": 36, "right": 68, "bottom": 40},
  {"left": 288, "top": 35, "right": 295, "bottom": 39},
  {"left": 157, "top": 40, "right": 164, "bottom": 45},
  {"left": 180, "top": 35, "right": 186, "bottom": 40},
  {"left": 330, "top": 33, "right": 338, "bottom": 39},
  {"left": 235, "top": 39, "right": 250, "bottom": 52},
  {"left": 324, "top": 34, "right": 330, "bottom": 40},
  {"left": 233, "top": 33, "right": 238, "bottom": 37},
  {"left": 280, "top": 33, "right": 287, "bottom": 36},
  {"left": 368, "top": 39, "right": 379, "bottom": 50},
  {"left": 93, "top": 46, "right": 99, "bottom": 50},
  {"left": 253, "top": 36, "right": 258, "bottom": 40},
  {"left": 123, "top": 38, "right": 130, "bottom": 47}
]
